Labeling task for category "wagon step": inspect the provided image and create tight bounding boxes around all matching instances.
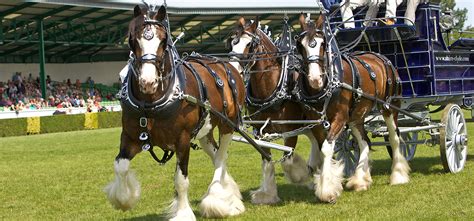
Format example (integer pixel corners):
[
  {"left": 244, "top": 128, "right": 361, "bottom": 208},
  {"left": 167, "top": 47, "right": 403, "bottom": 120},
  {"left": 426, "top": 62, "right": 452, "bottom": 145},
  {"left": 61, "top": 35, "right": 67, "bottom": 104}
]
[{"left": 232, "top": 135, "right": 293, "bottom": 152}]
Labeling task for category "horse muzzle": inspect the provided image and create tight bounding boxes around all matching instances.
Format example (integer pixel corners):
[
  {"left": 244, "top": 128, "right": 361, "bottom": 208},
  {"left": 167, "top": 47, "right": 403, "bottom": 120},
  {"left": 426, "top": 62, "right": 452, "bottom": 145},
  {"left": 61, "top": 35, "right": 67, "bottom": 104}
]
[{"left": 139, "top": 78, "right": 159, "bottom": 94}]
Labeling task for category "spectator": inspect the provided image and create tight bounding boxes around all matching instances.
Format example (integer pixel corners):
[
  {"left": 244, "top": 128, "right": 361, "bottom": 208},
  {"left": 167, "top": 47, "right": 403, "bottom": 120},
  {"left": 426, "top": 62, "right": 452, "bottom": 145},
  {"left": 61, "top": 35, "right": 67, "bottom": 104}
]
[
  {"left": 27, "top": 73, "right": 34, "bottom": 83},
  {"left": 87, "top": 76, "right": 95, "bottom": 97},
  {"left": 75, "top": 79, "right": 81, "bottom": 90},
  {"left": 0, "top": 74, "right": 116, "bottom": 112}
]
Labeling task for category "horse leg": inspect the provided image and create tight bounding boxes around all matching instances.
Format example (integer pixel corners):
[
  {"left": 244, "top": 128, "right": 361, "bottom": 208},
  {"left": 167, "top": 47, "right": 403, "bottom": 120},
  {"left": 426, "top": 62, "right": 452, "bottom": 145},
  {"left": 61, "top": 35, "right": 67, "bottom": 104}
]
[
  {"left": 104, "top": 133, "right": 141, "bottom": 211},
  {"left": 305, "top": 131, "right": 322, "bottom": 190},
  {"left": 250, "top": 148, "right": 280, "bottom": 205},
  {"left": 314, "top": 123, "right": 345, "bottom": 203},
  {"left": 199, "top": 132, "right": 216, "bottom": 160},
  {"left": 282, "top": 136, "right": 312, "bottom": 185},
  {"left": 200, "top": 133, "right": 245, "bottom": 218},
  {"left": 168, "top": 134, "right": 196, "bottom": 221},
  {"left": 384, "top": 113, "right": 410, "bottom": 185},
  {"left": 346, "top": 124, "right": 372, "bottom": 191}
]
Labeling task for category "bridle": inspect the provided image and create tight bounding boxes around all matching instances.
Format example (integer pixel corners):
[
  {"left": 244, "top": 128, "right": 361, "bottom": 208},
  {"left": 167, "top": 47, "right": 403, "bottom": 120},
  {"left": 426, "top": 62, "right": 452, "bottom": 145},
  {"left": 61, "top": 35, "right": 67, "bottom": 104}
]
[
  {"left": 129, "top": 15, "right": 172, "bottom": 88},
  {"left": 228, "top": 29, "right": 262, "bottom": 72},
  {"left": 295, "top": 28, "right": 328, "bottom": 74}
]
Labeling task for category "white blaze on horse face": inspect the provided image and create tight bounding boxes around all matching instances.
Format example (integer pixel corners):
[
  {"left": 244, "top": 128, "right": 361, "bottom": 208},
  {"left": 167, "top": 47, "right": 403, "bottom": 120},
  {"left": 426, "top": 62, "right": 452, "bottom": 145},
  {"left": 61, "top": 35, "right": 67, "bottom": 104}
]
[
  {"left": 302, "top": 36, "right": 324, "bottom": 89},
  {"left": 229, "top": 34, "right": 253, "bottom": 73},
  {"left": 138, "top": 25, "right": 160, "bottom": 94}
]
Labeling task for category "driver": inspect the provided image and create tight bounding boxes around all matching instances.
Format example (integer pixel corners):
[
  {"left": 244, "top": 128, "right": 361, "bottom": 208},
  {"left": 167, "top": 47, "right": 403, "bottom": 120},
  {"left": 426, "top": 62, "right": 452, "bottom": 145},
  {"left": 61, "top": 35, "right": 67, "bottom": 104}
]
[{"left": 340, "top": 0, "right": 421, "bottom": 28}]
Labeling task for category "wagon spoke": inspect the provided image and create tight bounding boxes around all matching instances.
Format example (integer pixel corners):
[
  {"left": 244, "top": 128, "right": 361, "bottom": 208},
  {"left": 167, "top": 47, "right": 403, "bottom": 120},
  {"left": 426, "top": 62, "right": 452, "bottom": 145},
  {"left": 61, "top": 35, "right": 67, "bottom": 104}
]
[
  {"left": 446, "top": 140, "right": 452, "bottom": 148},
  {"left": 456, "top": 122, "right": 464, "bottom": 134}
]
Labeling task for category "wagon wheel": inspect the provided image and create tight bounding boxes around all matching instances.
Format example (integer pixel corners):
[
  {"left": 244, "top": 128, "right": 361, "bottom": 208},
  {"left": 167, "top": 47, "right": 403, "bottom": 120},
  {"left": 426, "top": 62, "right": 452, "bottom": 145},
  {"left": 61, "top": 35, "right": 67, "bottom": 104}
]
[
  {"left": 385, "top": 132, "right": 418, "bottom": 161},
  {"left": 335, "top": 130, "right": 360, "bottom": 177},
  {"left": 440, "top": 104, "right": 468, "bottom": 173}
]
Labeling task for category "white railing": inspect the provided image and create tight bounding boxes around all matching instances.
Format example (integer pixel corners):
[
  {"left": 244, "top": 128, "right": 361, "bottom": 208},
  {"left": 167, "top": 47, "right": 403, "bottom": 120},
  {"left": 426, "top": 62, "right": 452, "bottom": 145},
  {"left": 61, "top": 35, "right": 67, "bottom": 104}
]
[{"left": 0, "top": 105, "right": 121, "bottom": 119}]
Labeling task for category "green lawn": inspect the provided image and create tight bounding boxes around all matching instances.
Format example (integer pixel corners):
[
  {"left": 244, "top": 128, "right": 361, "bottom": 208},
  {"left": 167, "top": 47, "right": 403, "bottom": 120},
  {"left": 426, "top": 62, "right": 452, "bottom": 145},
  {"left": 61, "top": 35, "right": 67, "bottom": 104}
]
[{"left": 0, "top": 122, "right": 473, "bottom": 220}]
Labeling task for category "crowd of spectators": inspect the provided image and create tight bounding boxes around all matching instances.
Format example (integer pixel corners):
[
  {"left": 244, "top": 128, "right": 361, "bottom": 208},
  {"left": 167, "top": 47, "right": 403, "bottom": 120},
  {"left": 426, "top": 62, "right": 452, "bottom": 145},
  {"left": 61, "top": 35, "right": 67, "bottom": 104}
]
[{"left": 0, "top": 72, "right": 117, "bottom": 112}]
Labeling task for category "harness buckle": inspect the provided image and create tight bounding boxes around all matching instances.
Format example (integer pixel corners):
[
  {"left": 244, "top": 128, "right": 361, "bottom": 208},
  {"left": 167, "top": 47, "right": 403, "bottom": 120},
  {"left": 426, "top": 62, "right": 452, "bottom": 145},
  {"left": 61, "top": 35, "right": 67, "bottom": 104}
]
[
  {"left": 139, "top": 117, "right": 148, "bottom": 127},
  {"left": 139, "top": 132, "right": 149, "bottom": 141},
  {"left": 142, "top": 143, "right": 151, "bottom": 151}
]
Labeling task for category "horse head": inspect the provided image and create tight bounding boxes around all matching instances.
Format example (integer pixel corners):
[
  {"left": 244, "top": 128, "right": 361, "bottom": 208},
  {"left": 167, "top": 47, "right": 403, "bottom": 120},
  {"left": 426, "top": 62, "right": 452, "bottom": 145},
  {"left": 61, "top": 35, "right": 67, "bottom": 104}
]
[
  {"left": 128, "top": 5, "right": 170, "bottom": 95},
  {"left": 227, "top": 16, "right": 265, "bottom": 74},
  {"left": 296, "top": 13, "right": 327, "bottom": 91}
]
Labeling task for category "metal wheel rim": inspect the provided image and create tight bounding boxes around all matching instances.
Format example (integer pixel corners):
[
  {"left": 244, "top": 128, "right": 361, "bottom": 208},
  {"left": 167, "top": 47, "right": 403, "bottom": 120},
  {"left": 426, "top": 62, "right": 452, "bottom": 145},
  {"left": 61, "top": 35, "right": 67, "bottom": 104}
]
[
  {"left": 440, "top": 104, "right": 468, "bottom": 173},
  {"left": 335, "top": 130, "right": 360, "bottom": 177}
]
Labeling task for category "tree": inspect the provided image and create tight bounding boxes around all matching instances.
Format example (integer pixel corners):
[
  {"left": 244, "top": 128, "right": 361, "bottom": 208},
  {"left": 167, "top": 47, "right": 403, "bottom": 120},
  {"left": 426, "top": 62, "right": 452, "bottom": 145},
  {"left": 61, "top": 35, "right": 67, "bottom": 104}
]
[{"left": 440, "top": 0, "right": 468, "bottom": 30}]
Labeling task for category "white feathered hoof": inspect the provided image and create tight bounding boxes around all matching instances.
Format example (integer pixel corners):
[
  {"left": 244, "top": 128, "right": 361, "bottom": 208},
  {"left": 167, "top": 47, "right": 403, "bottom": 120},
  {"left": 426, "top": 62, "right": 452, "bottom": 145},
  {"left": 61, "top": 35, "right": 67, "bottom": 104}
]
[
  {"left": 104, "top": 159, "right": 141, "bottom": 211},
  {"left": 281, "top": 153, "right": 311, "bottom": 184},
  {"left": 200, "top": 182, "right": 245, "bottom": 218},
  {"left": 223, "top": 172, "right": 243, "bottom": 200},
  {"left": 167, "top": 199, "right": 196, "bottom": 221},
  {"left": 390, "top": 170, "right": 410, "bottom": 185},
  {"left": 314, "top": 160, "right": 344, "bottom": 204},
  {"left": 390, "top": 159, "right": 410, "bottom": 185},
  {"left": 345, "top": 176, "right": 370, "bottom": 192},
  {"left": 314, "top": 174, "right": 343, "bottom": 203},
  {"left": 250, "top": 189, "right": 281, "bottom": 205}
]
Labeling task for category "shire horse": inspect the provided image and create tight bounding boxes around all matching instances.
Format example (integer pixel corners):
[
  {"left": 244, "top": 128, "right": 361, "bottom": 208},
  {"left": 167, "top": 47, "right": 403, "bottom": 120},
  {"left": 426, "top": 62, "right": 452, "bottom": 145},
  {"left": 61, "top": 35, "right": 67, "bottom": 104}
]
[
  {"left": 295, "top": 14, "right": 410, "bottom": 203},
  {"left": 104, "top": 5, "right": 246, "bottom": 220},
  {"left": 228, "top": 17, "right": 322, "bottom": 204}
]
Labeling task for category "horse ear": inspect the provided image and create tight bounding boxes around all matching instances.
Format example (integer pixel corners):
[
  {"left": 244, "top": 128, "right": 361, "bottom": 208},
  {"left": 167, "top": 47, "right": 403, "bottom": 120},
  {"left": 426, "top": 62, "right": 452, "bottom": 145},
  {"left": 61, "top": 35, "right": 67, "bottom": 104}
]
[
  {"left": 155, "top": 5, "right": 166, "bottom": 21},
  {"left": 238, "top": 16, "right": 245, "bottom": 27},
  {"left": 299, "top": 13, "right": 307, "bottom": 30},
  {"left": 255, "top": 15, "right": 260, "bottom": 29},
  {"left": 133, "top": 5, "right": 142, "bottom": 18},
  {"left": 315, "top": 14, "right": 325, "bottom": 29},
  {"left": 250, "top": 16, "right": 259, "bottom": 32}
]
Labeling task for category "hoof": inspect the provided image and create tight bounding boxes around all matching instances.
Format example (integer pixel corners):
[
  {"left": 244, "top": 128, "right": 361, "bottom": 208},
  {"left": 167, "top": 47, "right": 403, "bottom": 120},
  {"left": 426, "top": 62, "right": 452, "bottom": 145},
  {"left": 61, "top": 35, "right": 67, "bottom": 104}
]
[
  {"left": 281, "top": 153, "right": 311, "bottom": 184},
  {"left": 318, "top": 192, "right": 340, "bottom": 204},
  {"left": 390, "top": 171, "right": 409, "bottom": 185},
  {"left": 346, "top": 176, "right": 370, "bottom": 192},
  {"left": 250, "top": 189, "right": 280, "bottom": 205},
  {"left": 200, "top": 182, "right": 245, "bottom": 218},
  {"left": 169, "top": 211, "right": 196, "bottom": 221}
]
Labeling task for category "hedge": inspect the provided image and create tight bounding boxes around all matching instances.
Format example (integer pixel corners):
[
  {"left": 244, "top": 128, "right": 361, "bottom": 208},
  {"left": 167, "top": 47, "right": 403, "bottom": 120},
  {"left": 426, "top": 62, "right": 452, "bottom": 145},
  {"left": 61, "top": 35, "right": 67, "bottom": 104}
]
[
  {"left": 0, "top": 111, "right": 122, "bottom": 137},
  {"left": 0, "top": 118, "right": 27, "bottom": 137},
  {"left": 97, "top": 111, "right": 122, "bottom": 128}
]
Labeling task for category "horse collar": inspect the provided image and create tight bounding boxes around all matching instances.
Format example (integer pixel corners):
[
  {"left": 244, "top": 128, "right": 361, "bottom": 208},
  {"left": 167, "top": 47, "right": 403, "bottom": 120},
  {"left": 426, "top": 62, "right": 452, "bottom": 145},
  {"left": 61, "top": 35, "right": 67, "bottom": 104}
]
[{"left": 119, "top": 57, "right": 186, "bottom": 119}]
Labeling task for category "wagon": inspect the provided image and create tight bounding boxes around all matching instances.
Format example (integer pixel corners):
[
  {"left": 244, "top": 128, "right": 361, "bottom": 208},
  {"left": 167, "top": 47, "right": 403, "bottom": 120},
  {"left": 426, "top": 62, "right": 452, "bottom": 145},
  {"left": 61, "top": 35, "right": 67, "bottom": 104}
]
[{"left": 321, "top": 0, "right": 473, "bottom": 174}]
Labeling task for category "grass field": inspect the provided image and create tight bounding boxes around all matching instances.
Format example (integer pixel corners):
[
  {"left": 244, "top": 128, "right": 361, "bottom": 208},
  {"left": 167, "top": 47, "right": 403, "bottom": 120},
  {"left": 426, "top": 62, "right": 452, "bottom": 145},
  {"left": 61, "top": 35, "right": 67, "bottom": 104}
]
[{"left": 1, "top": 121, "right": 473, "bottom": 220}]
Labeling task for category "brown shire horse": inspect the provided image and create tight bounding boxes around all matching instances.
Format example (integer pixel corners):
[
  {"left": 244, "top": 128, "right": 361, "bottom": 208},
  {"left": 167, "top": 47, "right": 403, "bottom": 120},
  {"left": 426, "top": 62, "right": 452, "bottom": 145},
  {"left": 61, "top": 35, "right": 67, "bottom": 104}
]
[
  {"left": 295, "top": 14, "right": 410, "bottom": 203},
  {"left": 104, "top": 5, "right": 245, "bottom": 220},
  {"left": 228, "top": 17, "right": 322, "bottom": 204}
]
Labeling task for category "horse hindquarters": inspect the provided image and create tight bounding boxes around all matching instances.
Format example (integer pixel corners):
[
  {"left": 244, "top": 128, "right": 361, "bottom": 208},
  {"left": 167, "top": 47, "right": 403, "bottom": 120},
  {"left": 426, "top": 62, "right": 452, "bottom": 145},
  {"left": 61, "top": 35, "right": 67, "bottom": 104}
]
[{"left": 354, "top": 53, "right": 410, "bottom": 185}]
